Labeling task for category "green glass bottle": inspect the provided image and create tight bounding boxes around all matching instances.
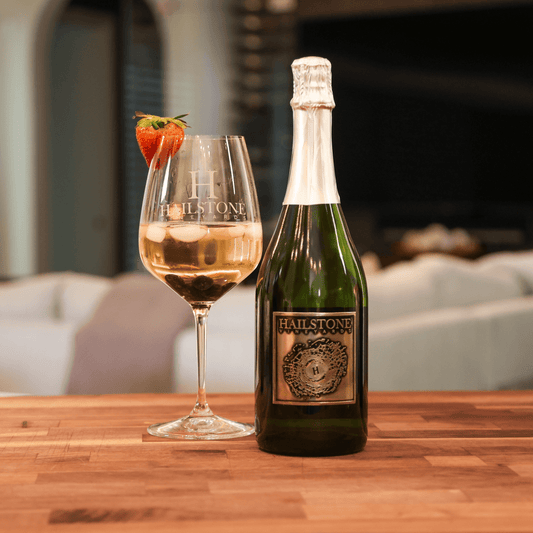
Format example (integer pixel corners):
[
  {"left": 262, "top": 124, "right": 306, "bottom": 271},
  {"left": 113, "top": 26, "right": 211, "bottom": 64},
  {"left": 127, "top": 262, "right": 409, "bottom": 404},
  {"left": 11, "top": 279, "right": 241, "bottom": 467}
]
[{"left": 255, "top": 57, "right": 368, "bottom": 456}]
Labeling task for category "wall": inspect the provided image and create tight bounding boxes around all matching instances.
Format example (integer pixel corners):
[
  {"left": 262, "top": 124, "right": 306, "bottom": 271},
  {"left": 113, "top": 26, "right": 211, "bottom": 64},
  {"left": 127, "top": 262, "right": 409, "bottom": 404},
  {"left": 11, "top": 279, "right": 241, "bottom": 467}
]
[
  {"left": 164, "top": 0, "right": 233, "bottom": 137},
  {"left": 0, "top": 1, "right": 45, "bottom": 277},
  {"left": 0, "top": 0, "right": 233, "bottom": 278}
]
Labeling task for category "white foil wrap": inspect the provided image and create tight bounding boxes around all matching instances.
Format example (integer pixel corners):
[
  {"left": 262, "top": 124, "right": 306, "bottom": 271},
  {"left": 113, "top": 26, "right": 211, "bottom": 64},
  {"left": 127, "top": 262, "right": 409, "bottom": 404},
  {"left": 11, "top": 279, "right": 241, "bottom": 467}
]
[
  {"left": 284, "top": 57, "right": 340, "bottom": 206},
  {"left": 290, "top": 56, "right": 335, "bottom": 109}
]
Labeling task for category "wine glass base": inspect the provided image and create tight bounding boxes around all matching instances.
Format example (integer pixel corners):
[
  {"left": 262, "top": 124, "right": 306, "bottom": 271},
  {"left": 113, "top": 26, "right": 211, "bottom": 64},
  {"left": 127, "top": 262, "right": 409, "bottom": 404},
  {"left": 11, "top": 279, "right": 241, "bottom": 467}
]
[{"left": 147, "top": 414, "right": 255, "bottom": 440}]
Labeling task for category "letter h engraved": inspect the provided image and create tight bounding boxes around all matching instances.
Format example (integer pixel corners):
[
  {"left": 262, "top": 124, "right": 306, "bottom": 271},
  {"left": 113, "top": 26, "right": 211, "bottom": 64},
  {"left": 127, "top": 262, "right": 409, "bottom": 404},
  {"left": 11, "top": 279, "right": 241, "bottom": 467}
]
[{"left": 189, "top": 171, "right": 218, "bottom": 199}]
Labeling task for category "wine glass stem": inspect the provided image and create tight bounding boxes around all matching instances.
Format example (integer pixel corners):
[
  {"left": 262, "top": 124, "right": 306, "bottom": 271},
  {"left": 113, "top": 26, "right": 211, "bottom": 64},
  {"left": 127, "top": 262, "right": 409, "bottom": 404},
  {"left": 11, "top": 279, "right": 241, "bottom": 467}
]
[{"left": 191, "top": 305, "right": 214, "bottom": 418}]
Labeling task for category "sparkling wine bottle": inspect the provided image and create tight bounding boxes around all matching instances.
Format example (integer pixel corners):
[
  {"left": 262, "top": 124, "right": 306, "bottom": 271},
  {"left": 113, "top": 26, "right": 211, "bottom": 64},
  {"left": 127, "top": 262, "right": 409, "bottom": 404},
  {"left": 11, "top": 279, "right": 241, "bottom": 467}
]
[{"left": 255, "top": 56, "right": 368, "bottom": 456}]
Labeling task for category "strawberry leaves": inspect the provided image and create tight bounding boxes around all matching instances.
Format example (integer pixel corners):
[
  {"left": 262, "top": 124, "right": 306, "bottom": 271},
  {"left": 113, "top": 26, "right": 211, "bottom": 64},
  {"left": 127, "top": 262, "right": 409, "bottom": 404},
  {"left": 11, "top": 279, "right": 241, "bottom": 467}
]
[{"left": 134, "top": 111, "right": 188, "bottom": 130}]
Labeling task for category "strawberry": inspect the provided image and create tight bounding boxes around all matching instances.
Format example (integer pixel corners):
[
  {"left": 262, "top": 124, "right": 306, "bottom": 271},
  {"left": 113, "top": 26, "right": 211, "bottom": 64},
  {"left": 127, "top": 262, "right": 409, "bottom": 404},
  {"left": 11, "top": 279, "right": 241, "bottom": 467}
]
[{"left": 134, "top": 111, "right": 189, "bottom": 168}]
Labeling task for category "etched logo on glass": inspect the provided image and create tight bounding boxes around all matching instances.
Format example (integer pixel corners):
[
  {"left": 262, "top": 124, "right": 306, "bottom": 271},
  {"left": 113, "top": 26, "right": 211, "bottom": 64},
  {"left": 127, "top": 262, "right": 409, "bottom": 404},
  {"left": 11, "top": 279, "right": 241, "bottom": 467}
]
[{"left": 159, "top": 170, "right": 247, "bottom": 222}]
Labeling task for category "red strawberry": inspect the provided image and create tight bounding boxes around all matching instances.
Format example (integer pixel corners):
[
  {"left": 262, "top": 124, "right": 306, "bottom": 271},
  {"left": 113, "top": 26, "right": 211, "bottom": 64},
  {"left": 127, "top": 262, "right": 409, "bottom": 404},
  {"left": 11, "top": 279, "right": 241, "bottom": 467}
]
[{"left": 134, "top": 111, "right": 189, "bottom": 168}]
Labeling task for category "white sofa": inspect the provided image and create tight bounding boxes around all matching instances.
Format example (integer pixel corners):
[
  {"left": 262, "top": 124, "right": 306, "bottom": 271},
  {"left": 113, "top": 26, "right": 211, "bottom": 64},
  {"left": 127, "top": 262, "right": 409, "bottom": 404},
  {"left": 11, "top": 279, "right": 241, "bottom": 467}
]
[
  {"left": 0, "top": 271, "right": 189, "bottom": 396},
  {"left": 175, "top": 251, "right": 533, "bottom": 392},
  {"left": 1, "top": 251, "right": 533, "bottom": 395}
]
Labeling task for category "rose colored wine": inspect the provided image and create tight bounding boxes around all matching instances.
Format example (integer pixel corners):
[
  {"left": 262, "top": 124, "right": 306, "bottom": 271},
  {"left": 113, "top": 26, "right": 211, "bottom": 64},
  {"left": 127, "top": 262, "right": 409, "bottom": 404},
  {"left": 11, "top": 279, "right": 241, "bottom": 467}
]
[{"left": 140, "top": 221, "right": 262, "bottom": 305}]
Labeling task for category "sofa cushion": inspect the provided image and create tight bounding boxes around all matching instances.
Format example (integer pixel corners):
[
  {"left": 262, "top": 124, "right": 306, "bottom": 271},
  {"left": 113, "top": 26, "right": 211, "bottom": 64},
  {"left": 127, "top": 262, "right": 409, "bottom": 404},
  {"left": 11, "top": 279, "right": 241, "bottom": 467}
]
[
  {"left": 174, "top": 327, "right": 255, "bottom": 393},
  {"left": 367, "top": 260, "right": 436, "bottom": 322},
  {"left": 367, "top": 253, "right": 523, "bottom": 322},
  {"left": 207, "top": 285, "right": 255, "bottom": 330},
  {"left": 173, "top": 285, "right": 256, "bottom": 393},
  {"left": 67, "top": 272, "right": 192, "bottom": 395},
  {"left": 0, "top": 273, "right": 62, "bottom": 320},
  {"left": 427, "top": 254, "right": 523, "bottom": 307},
  {"left": 58, "top": 272, "right": 113, "bottom": 324},
  {"left": 477, "top": 251, "right": 533, "bottom": 294}
]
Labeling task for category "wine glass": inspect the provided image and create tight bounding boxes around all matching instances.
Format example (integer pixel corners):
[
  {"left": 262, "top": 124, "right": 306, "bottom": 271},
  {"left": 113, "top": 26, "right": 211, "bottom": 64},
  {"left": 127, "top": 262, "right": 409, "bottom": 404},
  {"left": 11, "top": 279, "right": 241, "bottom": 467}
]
[{"left": 139, "top": 135, "right": 262, "bottom": 439}]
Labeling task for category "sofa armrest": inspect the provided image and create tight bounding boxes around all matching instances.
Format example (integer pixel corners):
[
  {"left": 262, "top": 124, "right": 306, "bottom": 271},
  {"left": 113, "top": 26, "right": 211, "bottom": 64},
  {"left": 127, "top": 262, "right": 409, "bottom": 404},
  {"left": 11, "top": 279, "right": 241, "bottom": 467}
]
[
  {"left": 369, "top": 296, "right": 533, "bottom": 391},
  {"left": 0, "top": 319, "right": 79, "bottom": 395}
]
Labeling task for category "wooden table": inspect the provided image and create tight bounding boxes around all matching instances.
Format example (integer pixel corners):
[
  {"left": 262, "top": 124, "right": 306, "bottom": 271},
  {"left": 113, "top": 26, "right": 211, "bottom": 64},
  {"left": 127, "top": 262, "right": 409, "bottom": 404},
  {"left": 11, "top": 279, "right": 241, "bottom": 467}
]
[{"left": 1, "top": 391, "right": 532, "bottom": 532}]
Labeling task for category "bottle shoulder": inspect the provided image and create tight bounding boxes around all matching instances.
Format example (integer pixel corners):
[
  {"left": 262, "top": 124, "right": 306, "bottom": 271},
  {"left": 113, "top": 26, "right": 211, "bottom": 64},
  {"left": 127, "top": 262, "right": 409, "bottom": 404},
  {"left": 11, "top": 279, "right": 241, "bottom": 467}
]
[{"left": 257, "top": 204, "right": 367, "bottom": 308}]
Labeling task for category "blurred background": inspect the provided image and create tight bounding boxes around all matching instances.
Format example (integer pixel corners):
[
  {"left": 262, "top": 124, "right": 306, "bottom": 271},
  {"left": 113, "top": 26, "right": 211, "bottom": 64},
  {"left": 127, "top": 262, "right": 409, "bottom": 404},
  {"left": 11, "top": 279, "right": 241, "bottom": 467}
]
[
  {"left": 1, "top": 0, "right": 532, "bottom": 280},
  {"left": 1, "top": 0, "right": 533, "bottom": 396}
]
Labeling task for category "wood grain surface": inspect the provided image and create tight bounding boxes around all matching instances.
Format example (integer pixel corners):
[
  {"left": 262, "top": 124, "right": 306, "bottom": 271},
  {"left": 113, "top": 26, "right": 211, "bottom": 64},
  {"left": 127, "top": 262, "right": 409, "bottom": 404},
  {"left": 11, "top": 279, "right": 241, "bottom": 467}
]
[{"left": 0, "top": 391, "right": 532, "bottom": 532}]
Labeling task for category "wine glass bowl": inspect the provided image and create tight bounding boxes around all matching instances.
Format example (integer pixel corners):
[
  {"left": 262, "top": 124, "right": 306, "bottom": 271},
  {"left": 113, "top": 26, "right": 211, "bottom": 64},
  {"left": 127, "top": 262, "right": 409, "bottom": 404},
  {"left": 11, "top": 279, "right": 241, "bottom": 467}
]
[
  {"left": 139, "top": 219, "right": 262, "bottom": 306},
  {"left": 139, "top": 135, "right": 262, "bottom": 439}
]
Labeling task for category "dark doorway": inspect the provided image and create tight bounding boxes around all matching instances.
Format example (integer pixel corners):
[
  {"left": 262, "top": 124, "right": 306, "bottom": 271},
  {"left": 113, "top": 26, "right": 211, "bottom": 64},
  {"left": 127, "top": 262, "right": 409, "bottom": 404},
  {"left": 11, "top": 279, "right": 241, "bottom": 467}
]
[{"left": 47, "top": 0, "right": 163, "bottom": 275}]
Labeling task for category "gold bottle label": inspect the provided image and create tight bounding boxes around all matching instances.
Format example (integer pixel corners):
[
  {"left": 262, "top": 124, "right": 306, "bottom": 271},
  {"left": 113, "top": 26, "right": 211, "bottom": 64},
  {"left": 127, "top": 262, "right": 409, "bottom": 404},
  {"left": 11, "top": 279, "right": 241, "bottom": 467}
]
[{"left": 272, "top": 311, "right": 356, "bottom": 405}]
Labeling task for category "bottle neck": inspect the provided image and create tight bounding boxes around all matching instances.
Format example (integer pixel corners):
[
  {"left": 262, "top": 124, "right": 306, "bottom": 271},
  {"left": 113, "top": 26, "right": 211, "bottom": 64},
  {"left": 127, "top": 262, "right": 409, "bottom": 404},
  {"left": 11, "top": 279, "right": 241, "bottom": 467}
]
[{"left": 283, "top": 106, "right": 340, "bottom": 206}]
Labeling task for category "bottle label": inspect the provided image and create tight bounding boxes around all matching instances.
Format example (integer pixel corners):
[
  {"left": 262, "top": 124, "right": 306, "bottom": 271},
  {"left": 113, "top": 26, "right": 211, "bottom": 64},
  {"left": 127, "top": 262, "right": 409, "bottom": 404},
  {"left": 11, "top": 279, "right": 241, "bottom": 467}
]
[{"left": 272, "top": 311, "right": 356, "bottom": 405}]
